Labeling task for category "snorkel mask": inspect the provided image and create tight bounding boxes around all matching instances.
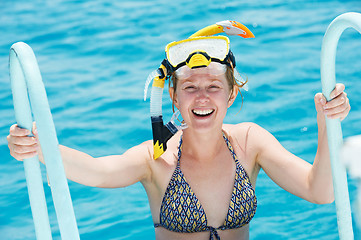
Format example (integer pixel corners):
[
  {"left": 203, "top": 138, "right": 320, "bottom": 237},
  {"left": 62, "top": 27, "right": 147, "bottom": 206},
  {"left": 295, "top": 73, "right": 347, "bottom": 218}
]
[{"left": 144, "top": 20, "right": 255, "bottom": 159}]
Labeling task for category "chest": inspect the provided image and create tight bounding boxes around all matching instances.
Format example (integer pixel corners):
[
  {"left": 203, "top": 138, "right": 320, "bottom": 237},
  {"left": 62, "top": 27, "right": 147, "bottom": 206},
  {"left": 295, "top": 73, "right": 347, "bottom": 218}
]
[
  {"left": 158, "top": 155, "right": 256, "bottom": 232},
  {"left": 147, "top": 132, "right": 258, "bottom": 229},
  {"left": 180, "top": 158, "right": 237, "bottom": 227}
]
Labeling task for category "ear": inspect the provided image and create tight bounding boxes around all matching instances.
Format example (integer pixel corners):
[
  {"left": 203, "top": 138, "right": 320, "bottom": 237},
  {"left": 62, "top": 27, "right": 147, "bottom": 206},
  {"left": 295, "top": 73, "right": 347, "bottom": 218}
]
[
  {"left": 227, "top": 86, "right": 238, "bottom": 108},
  {"left": 169, "top": 87, "right": 180, "bottom": 109}
]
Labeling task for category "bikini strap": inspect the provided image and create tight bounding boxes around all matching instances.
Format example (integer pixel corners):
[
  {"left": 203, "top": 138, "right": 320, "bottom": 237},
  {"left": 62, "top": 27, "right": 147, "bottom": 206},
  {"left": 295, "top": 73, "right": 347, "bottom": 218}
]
[
  {"left": 222, "top": 132, "right": 239, "bottom": 164},
  {"left": 176, "top": 135, "right": 183, "bottom": 167},
  {"left": 208, "top": 226, "right": 221, "bottom": 240}
]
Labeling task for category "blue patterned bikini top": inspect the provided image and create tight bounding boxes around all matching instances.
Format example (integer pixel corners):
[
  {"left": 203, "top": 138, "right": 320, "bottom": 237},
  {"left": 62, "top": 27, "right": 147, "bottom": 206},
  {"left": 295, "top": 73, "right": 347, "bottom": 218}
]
[{"left": 154, "top": 133, "right": 257, "bottom": 240}]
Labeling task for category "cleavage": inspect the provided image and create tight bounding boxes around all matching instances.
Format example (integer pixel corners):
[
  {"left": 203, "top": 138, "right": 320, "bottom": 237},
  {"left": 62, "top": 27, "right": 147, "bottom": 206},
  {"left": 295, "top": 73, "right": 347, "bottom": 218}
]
[{"left": 179, "top": 154, "right": 237, "bottom": 227}]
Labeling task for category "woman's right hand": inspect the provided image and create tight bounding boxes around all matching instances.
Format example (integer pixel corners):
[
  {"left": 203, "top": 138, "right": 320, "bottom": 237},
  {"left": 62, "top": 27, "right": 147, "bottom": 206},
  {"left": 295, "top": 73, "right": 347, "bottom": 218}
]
[{"left": 7, "top": 123, "right": 41, "bottom": 161}]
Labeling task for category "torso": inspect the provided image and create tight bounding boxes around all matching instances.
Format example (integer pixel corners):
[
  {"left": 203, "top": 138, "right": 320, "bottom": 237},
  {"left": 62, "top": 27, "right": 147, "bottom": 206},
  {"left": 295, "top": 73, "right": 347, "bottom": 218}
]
[{"left": 142, "top": 123, "right": 260, "bottom": 240}]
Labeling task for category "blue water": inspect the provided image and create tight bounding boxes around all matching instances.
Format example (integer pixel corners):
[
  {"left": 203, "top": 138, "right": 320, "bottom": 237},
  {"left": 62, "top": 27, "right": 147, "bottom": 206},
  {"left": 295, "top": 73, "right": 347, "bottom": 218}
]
[{"left": 1, "top": 0, "right": 361, "bottom": 239}]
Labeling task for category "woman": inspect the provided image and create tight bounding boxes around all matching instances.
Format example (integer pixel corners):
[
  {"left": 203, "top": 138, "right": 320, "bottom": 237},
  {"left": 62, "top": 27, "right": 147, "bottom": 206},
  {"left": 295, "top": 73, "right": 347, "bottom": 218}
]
[{"left": 7, "top": 22, "right": 350, "bottom": 240}]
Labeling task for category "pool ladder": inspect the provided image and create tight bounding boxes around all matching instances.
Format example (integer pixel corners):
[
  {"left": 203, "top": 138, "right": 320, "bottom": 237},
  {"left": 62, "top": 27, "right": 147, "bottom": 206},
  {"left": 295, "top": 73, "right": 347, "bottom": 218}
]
[
  {"left": 9, "top": 42, "right": 80, "bottom": 240},
  {"left": 321, "top": 12, "right": 361, "bottom": 240}
]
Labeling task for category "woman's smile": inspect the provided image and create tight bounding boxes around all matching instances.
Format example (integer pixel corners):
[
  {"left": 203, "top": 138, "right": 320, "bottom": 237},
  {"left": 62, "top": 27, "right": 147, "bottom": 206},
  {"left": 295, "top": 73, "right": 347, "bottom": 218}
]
[{"left": 192, "top": 108, "right": 215, "bottom": 117}]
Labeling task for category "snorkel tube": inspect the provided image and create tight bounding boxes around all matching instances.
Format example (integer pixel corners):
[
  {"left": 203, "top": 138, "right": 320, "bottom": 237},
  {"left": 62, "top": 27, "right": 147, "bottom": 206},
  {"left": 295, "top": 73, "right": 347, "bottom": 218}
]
[
  {"left": 145, "top": 62, "right": 182, "bottom": 160},
  {"left": 190, "top": 20, "right": 255, "bottom": 38},
  {"left": 144, "top": 20, "right": 254, "bottom": 159}
]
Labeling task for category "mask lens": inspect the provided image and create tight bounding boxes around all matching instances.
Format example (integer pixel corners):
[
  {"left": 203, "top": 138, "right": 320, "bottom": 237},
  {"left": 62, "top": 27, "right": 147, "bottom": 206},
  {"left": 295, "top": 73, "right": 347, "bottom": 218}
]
[
  {"left": 175, "top": 62, "right": 227, "bottom": 80},
  {"left": 166, "top": 36, "right": 230, "bottom": 68}
]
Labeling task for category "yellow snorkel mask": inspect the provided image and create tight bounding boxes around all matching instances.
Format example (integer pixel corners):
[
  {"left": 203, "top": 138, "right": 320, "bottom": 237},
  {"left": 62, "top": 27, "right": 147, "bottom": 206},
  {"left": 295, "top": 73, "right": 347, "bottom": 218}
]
[{"left": 144, "top": 20, "right": 254, "bottom": 159}]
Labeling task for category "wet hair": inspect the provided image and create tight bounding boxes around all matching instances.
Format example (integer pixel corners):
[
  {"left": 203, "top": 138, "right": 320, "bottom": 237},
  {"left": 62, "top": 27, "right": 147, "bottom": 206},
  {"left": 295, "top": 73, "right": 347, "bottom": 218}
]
[{"left": 169, "top": 65, "right": 247, "bottom": 112}]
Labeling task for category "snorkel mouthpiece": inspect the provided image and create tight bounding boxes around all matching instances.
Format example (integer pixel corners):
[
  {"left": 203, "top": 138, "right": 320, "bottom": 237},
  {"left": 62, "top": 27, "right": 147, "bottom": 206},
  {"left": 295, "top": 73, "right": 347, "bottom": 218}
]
[
  {"left": 144, "top": 20, "right": 254, "bottom": 159},
  {"left": 151, "top": 116, "right": 173, "bottom": 159}
]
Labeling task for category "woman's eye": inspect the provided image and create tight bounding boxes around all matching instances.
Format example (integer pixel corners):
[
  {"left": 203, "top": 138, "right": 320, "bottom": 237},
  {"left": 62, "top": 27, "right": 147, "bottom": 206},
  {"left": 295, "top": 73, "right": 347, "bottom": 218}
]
[
  {"left": 209, "top": 85, "right": 220, "bottom": 90},
  {"left": 185, "top": 86, "right": 196, "bottom": 90}
]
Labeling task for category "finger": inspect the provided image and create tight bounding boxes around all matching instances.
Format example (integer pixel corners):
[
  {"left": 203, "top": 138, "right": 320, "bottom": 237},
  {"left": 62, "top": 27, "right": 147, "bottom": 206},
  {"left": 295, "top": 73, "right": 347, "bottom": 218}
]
[
  {"left": 314, "top": 93, "right": 326, "bottom": 112},
  {"left": 342, "top": 103, "right": 351, "bottom": 121},
  {"left": 12, "top": 143, "right": 39, "bottom": 154},
  {"left": 9, "top": 124, "right": 31, "bottom": 137},
  {"left": 326, "top": 102, "right": 350, "bottom": 120},
  {"left": 324, "top": 92, "right": 348, "bottom": 110},
  {"left": 327, "top": 109, "right": 349, "bottom": 120},
  {"left": 330, "top": 83, "right": 345, "bottom": 99},
  {"left": 32, "top": 122, "right": 38, "bottom": 137},
  {"left": 7, "top": 135, "right": 38, "bottom": 146},
  {"left": 11, "top": 150, "right": 38, "bottom": 161},
  {"left": 324, "top": 102, "right": 348, "bottom": 116},
  {"left": 315, "top": 93, "right": 326, "bottom": 104}
]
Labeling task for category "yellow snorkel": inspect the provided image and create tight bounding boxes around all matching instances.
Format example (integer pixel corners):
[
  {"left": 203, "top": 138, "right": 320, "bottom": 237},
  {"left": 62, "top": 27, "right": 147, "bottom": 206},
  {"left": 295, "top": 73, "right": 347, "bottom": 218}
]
[
  {"left": 190, "top": 20, "right": 255, "bottom": 38},
  {"left": 144, "top": 20, "right": 254, "bottom": 159}
]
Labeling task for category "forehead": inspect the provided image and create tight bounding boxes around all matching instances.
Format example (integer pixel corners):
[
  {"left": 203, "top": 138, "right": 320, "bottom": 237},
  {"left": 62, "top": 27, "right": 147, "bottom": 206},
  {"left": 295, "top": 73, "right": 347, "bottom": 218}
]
[
  {"left": 175, "top": 62, "right": 227, "bottom": 80},
  {"left": 178, "top": 73, "right": 227, "bottom": 84}
]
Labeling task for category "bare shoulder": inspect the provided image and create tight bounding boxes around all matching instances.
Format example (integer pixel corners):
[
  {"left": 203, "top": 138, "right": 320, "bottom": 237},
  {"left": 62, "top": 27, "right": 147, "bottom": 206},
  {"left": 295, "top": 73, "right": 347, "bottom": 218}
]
[
  {"left": 142, "top": 131, "right": 181, "bottom": 165},
  {"left": 222, "top": 122, "right": 274, "bottom": 154},
  {"left": 223, "top": 122, "right": 259, "bottom": 132},
  {"left": 222, "top": 123, "right": 270, "bottom": 183},
  {"left": 141, "top": 132, "right": 181, "bottom": 189},
  {"left": 138, "top": 139, "right": 154, "bottom": 159},
  {"left": 223, "top": 122, "right": 269, "bottom": 139},
  {"left": 122, "top": 139, "right": 153, "bottom": 163}
]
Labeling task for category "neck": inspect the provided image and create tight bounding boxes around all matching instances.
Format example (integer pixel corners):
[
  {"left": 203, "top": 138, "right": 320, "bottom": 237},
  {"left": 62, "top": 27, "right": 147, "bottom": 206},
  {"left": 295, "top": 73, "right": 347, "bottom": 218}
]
[{"left": 180, "top": 127, "right": 225, "bottom": 162}]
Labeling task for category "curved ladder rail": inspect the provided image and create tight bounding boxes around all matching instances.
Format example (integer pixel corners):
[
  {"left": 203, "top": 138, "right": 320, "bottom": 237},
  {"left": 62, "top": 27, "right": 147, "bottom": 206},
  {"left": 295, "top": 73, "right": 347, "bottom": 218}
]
[
  {"left": 321, "top": 12, "right": 361, "bottom": 240},
  {"left": 9, "top": 42, "right": 80, "bottom": 240}
]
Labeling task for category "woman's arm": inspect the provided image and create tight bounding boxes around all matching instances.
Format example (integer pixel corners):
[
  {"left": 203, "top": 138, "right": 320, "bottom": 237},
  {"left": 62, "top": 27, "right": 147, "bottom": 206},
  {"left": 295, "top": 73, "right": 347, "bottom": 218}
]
[
  {"left": 7, "top": 124, "right": 153, "bottom": 188},
  {"left": 308, "top": 83, "right": 350, "bottom": 202},
  {"left": 251, "top": 84, "right": 350, "bottom": 204},
  {"left": 58, "top": 142, "right": 153, "bottom": 188}
]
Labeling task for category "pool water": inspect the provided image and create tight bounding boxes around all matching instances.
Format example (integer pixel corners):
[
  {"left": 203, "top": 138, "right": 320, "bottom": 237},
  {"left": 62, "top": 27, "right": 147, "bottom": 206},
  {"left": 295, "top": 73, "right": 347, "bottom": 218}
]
[{"left": 1, "top": 0, "right": 361, "bottom": 239}]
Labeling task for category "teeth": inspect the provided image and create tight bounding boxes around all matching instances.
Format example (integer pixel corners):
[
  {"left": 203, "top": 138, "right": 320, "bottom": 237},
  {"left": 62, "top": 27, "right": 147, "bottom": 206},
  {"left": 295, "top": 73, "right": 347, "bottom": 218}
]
[{"left": 193, "top": 109, "right": 214, "bottom": 116}]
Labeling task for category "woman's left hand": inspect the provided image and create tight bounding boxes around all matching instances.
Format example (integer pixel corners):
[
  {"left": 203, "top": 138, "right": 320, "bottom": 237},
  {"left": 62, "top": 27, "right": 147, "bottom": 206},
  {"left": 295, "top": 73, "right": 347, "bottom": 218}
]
[{"left": 314, "top": 83, "right": 350, "bottom": 121}]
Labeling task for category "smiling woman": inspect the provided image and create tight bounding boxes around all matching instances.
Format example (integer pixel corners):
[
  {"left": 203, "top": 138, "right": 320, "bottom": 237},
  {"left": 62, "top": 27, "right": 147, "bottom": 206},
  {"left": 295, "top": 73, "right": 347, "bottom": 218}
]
[
  {"left": 7, "top": 18, "right": 352, "bottom": 240},
  {"left": 144, "top": 22, "right": 253, "bottom": 160},
  {"left": 2, "top": 1, "right": 361, "bottom": 240},
  {"left": 170, "top": 73, "right": 234, "bottom": 134}
]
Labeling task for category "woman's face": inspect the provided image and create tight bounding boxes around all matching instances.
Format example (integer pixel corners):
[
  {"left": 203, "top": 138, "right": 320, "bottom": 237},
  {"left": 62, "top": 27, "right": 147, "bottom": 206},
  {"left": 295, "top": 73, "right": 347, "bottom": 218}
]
[{"left": 169, "top": 72, "right": 237, "bottom": 132}]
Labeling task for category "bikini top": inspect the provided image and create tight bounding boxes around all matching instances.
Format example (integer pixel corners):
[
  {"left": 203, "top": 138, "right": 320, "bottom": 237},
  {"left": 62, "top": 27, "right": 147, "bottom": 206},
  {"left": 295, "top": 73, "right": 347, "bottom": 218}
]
[{"left": 154, "top": 133, "right": 257, "bottom": 240}]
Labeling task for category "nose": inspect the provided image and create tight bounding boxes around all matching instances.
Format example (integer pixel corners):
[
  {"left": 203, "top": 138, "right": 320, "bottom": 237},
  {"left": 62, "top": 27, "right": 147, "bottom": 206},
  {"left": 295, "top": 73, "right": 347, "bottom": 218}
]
[{"left": 195, "top": 88, "right": 209, "bottom": 104}]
